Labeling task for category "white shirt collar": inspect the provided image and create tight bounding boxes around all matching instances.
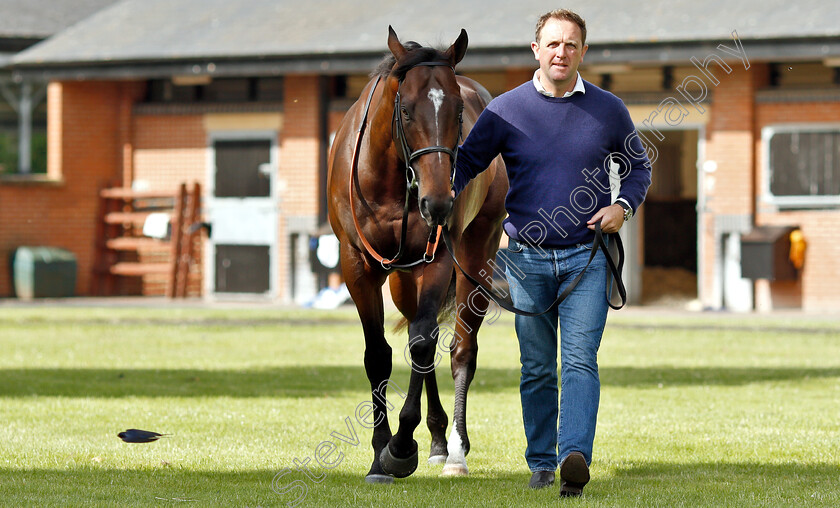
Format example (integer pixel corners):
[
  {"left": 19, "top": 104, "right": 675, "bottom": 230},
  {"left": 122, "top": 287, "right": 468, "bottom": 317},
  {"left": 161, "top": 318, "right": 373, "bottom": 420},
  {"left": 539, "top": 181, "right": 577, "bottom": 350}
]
[{"left": 533, "top": 70, "right": 586, "bottom": 98}]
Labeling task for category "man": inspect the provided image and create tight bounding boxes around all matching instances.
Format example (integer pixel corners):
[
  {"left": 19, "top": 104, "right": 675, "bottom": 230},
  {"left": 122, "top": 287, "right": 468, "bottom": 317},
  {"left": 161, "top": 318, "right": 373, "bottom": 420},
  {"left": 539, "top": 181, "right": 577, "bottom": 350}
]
[{"left": 453, "top": 9, "right": 651, "bottom": 497}]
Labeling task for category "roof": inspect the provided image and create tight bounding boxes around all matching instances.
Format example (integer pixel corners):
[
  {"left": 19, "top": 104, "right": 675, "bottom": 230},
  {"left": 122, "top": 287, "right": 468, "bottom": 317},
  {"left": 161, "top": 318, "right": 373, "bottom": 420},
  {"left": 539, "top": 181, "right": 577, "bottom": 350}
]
[
  {"left": 10, "top": 0, "right": 840, "bottom": 79},
  {"left": 0, "top": 0, "right": 120, "bottom": 39}
]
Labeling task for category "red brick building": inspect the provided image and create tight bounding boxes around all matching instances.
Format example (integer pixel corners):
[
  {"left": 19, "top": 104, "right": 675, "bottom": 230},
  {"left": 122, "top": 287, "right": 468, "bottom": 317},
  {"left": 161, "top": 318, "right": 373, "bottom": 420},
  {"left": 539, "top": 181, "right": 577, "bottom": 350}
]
[{"left": 3, "top": 1, "right": 839, "bottom": 311}]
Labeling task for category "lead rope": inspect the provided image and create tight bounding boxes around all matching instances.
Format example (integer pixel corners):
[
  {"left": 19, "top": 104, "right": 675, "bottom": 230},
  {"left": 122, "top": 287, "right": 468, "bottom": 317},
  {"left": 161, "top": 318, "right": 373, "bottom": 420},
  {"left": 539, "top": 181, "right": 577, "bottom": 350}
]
[{"left": 442, "top": 221, "right": 627, "bottom": 315}]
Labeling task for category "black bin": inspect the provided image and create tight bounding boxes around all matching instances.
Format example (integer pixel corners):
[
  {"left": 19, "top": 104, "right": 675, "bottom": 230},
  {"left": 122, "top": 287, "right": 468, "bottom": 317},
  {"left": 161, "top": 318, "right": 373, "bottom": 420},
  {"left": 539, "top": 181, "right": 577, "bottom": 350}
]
[{"left": 740, "top": 226, "right": 798, "bottom": 281}]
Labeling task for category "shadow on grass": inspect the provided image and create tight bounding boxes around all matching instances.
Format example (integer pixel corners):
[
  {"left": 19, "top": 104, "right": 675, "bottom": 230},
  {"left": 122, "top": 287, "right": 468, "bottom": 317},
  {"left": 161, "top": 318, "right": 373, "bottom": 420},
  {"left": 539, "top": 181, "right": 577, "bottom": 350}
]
[
  {"left": 1, "top": 365, "right": 839, "bottom": 398},
  {"left": 3, "top": 462, "right": 838, "bottom": 507}
]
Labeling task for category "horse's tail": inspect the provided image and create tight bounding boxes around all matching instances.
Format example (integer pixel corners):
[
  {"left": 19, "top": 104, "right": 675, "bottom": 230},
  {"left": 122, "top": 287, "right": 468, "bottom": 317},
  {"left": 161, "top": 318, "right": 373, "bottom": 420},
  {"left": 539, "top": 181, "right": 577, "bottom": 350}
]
[{"left": 392, "top": 271, "right": 457, "bottom": 334}]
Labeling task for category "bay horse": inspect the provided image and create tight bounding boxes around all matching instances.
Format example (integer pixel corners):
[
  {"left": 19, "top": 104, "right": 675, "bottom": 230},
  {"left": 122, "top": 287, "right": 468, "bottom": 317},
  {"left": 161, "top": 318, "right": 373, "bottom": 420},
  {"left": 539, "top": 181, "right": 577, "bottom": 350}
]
[{"left": 327, "top": 27, "right": 507, "bottom": 482}]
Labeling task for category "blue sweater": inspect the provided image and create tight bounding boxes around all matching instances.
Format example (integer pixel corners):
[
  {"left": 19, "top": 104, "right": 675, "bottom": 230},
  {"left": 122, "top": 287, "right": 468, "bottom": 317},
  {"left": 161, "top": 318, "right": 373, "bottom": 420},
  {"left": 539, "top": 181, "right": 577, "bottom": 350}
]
[{"left": 454, "top": 80, "right": 651, "bottom": 247}]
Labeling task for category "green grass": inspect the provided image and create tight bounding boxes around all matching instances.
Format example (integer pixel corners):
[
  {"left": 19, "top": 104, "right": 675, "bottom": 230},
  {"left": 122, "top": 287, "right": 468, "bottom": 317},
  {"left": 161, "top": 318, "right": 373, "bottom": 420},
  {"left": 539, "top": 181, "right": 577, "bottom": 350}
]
[{"left": 1, "top": 304, "right": 839, "bottom": 507}]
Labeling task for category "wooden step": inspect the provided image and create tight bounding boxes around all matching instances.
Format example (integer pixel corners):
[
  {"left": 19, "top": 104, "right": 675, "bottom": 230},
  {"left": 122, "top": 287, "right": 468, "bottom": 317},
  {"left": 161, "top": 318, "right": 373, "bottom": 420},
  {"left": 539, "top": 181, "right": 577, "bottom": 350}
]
[
  {"left": 106, "top": 237, "right": 171, "bottom": 251},
  {"left": 100, "top": 188, "right": 177, "bottom": 200},
  {"left": 104, "top": 211, "right": 158, "bottom": 225},
  {"left": 110, "top": 262, "right": 171, "bottom": 276}
]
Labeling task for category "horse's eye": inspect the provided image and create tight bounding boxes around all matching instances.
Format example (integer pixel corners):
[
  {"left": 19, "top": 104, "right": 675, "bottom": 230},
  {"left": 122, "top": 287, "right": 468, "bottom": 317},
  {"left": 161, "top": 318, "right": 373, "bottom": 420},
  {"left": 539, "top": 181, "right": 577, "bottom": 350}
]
[{"left": 401, "top": 107, "right": 410, "bottom": 121}]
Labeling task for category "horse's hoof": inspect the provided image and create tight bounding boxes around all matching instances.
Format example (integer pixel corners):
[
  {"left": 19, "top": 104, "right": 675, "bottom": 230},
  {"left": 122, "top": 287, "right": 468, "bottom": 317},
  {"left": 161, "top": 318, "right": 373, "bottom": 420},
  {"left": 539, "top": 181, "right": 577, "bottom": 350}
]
[
  {"left": 379, "top": 442, "right": 419, "bottom": 478},
  {"left": 442, "top": 463, "right": 469, "bottom": 476},
  {"left": 427, "top": 454, "right": 448, "bottom": 465},
  {"left": 365, "top": 474, "right": 395, "bottom": 484}
]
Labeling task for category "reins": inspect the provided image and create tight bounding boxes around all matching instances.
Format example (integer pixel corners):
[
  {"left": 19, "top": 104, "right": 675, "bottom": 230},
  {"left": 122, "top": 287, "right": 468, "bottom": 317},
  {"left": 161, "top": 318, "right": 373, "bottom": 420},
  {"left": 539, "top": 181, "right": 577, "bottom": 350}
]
[
  {"left": 442, "top": 222, "right": 628, "bottom": 314},
  {"left": 348, "top": 61, "right": 459, "bottom": 270}
]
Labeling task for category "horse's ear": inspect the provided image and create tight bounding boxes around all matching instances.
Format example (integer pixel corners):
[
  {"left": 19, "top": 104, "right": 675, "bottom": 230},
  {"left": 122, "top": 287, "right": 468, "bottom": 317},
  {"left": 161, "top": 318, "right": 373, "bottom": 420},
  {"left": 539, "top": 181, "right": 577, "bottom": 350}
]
[
  {"left": 446, "top": 29, "right": 469, "bottom": 66},
  {"left": 387, "top": 25, "right": 407, "bottom": 60}
]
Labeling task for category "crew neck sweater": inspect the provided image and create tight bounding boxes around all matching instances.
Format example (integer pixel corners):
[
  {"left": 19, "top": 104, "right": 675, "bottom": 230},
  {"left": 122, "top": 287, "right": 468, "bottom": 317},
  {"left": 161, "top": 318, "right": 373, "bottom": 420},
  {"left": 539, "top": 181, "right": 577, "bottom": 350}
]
[{"left": 454, "top": 80, "right": 652, "bottom": 247}]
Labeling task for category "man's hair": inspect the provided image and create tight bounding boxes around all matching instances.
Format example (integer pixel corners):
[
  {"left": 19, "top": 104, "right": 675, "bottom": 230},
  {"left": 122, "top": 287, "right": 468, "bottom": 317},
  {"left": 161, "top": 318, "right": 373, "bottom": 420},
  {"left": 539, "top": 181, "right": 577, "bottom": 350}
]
[{"left": 535, "top": 9, "right": 586, "bottom": 46}]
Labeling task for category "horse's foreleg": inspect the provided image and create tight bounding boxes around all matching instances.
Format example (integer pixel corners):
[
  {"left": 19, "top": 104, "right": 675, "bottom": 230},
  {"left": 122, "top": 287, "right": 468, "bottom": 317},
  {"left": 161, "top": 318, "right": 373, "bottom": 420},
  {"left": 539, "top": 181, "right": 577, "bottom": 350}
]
[
  {"left": 380, "top": 312, "right": 436, "bottom": 478},
  {"left": 340, "top": 247, "right": 392, "bottom": 483},
  {"left": 363, "top": 323, "right": 395, "bottom": 484},
  {"left": 380, "top": 263, "right": 451, "bottom": 479},
  {"left": 389, "top": 270, "right": 449, "bottom": 466}
]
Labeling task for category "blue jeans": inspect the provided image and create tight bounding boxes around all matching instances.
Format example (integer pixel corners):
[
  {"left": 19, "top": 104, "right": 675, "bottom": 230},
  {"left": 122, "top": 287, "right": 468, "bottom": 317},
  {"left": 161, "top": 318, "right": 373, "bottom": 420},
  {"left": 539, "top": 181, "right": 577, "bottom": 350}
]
[{"left": 504, "top": 237, "right": 609, "bottom": 472}]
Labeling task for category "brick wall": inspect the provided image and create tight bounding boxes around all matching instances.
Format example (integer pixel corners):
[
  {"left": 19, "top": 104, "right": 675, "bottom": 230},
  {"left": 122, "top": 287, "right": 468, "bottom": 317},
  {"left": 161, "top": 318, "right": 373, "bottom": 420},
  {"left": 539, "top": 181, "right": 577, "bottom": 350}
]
[
  {"left": 279, "top": 75, "right": 322, "bottom": 302},
  {"left": 699, "top": 66, "right": 758, "bottom": 307},
  {"left": 754, "top": 101, "right": 840, "bottom": 311},
  {"left": 281, "top": 75, "right": 321, "bottom": 218},
  {"left": 0, "top": 81, "right": 123, "bottom": 297},
  {"left": 133, "top": 115, "right": 206, "bottom": 192}
]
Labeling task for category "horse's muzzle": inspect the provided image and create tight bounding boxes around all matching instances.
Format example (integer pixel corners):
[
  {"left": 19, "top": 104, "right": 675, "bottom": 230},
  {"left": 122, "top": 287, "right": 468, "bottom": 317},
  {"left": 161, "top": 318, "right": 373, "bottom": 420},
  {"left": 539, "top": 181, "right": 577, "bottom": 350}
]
[{"left": 419, "top": 196, "right": 454, "bottom": 226}]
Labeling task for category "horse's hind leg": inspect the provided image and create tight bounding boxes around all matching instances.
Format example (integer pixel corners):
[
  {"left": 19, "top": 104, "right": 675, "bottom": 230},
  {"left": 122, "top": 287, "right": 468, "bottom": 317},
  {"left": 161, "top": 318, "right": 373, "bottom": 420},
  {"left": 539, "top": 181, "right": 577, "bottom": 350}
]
[
  {"left": 425, "top": 370, "right": 449, "bottom": 464},
  {"left": 444, "top": 217, "right": 503, "bottom": 476},
  {"left": 340, "top": 246, "right": 393, "bottom": 483},
  {"left": 441, "top": 276, "right": 482, "bottom": 476}
]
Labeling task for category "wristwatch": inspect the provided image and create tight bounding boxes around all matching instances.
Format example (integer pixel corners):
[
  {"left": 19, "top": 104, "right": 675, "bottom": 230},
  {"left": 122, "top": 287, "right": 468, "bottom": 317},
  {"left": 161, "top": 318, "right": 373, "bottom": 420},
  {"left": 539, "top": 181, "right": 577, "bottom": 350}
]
[{"left": 616, "top": 200, "right": 633, "bottom": 222}]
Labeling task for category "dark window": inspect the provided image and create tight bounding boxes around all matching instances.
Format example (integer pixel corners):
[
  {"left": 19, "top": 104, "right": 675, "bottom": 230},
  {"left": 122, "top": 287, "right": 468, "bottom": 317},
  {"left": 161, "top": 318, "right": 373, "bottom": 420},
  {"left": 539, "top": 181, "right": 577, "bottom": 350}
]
[
  {"left": 204, "top": 78, "right": 250, "bottom": 102},
  {"left": 145, "top": 80, "right": 198, "bottom": 102},
  {"left": 256, "top": 78, "right": 284, "bottom": 101},
  {"left": 214, "top": 245, "right": 270, "bottom": 293},
  {"left": 214, "top": 140, "right": 271, "bottom": 198},
  {"left": 767, "top": 129, "right": 840, "bottom": 202},
  {"left": 143, "top": 77, "right": 284, "bottom": 103}
]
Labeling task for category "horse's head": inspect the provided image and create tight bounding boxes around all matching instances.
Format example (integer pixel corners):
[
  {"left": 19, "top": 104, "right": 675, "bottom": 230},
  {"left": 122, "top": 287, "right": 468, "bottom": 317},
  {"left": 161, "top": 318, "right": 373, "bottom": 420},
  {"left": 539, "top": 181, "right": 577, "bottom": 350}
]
[{"left": 387, "top": 27, "right": 468, "bottom": 227}]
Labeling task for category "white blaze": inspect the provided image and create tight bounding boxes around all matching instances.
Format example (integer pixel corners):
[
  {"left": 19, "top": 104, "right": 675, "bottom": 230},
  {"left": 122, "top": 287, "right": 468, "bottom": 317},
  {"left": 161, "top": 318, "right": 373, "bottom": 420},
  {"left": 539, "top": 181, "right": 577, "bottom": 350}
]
[
  {"left": 428, "top": 88, "right": 445, "bottom": 115},
  {"left": 428, "top": 88, "right": 445, "bottom": 155}
]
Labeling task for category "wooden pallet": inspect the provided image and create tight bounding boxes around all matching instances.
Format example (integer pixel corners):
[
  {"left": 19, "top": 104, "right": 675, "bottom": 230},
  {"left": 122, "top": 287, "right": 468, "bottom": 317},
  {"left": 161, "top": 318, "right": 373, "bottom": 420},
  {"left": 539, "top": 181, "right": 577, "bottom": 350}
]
[{"left": 92, "top": 182, "right": 202, "bottom": 298}]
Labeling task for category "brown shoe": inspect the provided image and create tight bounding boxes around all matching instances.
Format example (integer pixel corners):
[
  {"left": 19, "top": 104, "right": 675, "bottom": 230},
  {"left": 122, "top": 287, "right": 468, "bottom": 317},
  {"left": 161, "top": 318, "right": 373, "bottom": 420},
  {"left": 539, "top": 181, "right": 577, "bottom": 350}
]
[{"left": 559, "top": 452, "right": 589, "bottom": 497}]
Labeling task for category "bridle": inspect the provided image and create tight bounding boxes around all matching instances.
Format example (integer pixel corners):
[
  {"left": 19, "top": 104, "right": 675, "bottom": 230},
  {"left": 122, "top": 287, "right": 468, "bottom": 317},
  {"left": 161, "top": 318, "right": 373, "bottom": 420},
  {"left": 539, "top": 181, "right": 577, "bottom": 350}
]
[
  {"left": 392, "top": 61, "right": 462, "bottom": 191},
  {"left": 348, "top": 60, "right": 462, "bottom": 270}
]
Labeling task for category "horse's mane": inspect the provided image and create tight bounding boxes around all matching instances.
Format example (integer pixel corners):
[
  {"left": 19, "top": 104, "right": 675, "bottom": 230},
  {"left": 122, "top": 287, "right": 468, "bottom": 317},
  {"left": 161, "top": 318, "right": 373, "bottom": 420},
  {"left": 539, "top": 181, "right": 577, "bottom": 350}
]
[{"left": 370, "top": 42, "right": 450, "bottom": 80}]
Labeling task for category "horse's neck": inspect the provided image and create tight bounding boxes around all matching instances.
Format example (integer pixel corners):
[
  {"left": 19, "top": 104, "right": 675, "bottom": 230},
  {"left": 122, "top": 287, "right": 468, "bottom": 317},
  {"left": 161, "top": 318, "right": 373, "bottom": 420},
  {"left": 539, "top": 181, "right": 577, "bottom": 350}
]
[
  {"left": 367, "top": 85, "right": 397, "bottom": 158},
  {"left": 361, "top": 84, "right": 406, "bottom": 197}
]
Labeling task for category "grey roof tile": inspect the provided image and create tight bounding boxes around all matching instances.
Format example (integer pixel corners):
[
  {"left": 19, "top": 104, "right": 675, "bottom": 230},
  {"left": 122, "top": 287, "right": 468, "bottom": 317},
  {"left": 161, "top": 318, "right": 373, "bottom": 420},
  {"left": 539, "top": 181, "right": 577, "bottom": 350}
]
[
  {"left": 11, "top": 0, "right": 840, "bottom": 65},
  {"left": 0, "top": 0, "right": 121, "bottom": 39}
]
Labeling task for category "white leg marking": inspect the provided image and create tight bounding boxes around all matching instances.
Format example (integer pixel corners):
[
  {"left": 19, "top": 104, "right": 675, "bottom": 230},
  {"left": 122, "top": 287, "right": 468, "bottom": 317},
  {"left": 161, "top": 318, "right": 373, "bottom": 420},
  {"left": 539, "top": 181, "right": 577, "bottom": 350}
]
[{"left": 442, "top": 426, "right": 469, "bottom": 476}]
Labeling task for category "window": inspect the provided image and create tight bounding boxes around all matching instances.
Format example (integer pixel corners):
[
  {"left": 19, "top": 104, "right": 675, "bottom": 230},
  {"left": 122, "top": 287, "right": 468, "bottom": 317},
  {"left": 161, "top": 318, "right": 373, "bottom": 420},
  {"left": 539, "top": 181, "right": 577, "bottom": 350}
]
[
  {"left": 763, "top": 125, "right": 840, "bottom": 207},
  {"left": 143, "top": 77, "right": 284, "bottom": 104},
  {"left": 213, "top": 139, "right": 271, "bottom": 198}
]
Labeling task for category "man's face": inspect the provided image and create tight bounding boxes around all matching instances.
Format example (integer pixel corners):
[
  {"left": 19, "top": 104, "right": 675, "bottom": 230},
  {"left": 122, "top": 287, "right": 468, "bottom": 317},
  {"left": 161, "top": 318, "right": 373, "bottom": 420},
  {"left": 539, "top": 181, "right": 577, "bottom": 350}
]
[{"left": 531, "top": 18, "right": 588, "bottom": 92}]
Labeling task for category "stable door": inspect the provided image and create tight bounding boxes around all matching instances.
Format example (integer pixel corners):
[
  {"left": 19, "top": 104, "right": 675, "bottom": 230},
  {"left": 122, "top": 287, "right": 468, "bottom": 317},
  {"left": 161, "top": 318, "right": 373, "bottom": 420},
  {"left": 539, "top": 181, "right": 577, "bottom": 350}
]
[{"left": 207, "top": 135, "right": 277, "bottom": 297}]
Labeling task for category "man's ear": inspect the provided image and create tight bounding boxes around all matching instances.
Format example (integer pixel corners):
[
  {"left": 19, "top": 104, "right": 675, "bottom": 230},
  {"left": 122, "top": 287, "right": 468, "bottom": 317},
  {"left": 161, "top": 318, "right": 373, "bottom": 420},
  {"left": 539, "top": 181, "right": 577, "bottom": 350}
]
[{"left": 531, "top": 41, "right": 540, "bottom": 61}]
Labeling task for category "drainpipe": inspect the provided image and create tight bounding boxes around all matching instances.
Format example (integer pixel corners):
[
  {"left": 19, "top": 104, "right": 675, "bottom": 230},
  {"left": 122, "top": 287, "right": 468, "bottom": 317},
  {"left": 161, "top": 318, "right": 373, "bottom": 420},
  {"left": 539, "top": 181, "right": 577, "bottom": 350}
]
[
  {"left": 18, "top": 81, "right": 32, "bottom": 174},
  {"left": 0, "top": 77, "right": 46, "bottom": 174}
]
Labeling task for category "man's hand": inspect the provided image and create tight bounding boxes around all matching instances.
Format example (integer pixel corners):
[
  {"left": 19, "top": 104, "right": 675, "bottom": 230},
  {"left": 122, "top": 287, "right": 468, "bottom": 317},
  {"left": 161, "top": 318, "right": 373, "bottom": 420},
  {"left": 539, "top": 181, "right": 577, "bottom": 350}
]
[{"left": 587, "top": 204, "right": 625, "bottom": 234}]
